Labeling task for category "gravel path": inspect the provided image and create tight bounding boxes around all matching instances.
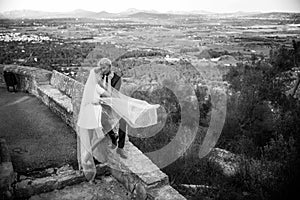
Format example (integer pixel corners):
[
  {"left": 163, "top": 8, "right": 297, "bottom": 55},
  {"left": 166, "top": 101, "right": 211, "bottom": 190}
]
[{"left": 0, "top": 88, "right": 77, "bottom": 174}]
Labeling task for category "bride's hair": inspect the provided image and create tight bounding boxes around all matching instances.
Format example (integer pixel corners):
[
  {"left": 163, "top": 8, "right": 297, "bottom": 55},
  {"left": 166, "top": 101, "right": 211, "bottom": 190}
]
[
  {"left": 97, "top": 58, "right": 111, "bottom": 67},
  {"left": 94, "top": 58, "right": 112, "bottom": 76}
]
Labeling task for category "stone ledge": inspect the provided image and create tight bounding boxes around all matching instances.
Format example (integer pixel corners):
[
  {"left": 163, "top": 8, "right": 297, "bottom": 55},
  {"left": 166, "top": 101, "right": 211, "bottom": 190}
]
[
  {"left": 50, "top": 70, "right": 75, "bottom": 98},
  {"left": 3, "top": 65, "right": 52, "bottom": 83},
  {"left": 37, "top": 85, "right": 74, "bottom": 128},
  {"left": 148, "top": 185, "right": 186, "bottom": 200},
  {"left": 107, "top": 141, "right": 187, "bottom": 200},
  {"left": 37, "top": 85, "right": 73, "bottom": 113},
  {"left": 3, "top": 65, "right": 52, "bottom": 95},
  {"left": 0, "top": 65, "right": 6, "bottom": 88},
  {"left": 118, "top": 142, "right": 169, "bottom": 187}
]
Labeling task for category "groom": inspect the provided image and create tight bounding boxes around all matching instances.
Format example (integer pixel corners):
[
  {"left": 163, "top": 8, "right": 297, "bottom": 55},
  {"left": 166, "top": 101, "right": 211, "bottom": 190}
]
[{"left": 97, "top": 58, "right": 128, "bottom": 159}]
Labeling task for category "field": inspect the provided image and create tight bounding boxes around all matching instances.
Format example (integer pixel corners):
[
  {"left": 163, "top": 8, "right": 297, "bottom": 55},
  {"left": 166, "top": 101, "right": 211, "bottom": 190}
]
[{"left": 1, "top": 13, "right": 299, "bottom": 74}]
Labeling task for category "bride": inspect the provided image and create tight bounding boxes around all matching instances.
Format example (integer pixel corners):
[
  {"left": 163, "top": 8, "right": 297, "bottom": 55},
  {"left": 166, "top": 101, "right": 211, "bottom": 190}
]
[{"left": 76, "top": 59, "right": 160, "bottom": 181}]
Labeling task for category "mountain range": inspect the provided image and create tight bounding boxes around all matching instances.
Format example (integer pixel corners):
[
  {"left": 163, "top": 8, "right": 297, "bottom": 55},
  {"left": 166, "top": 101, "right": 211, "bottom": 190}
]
[{"left": 0, "top": 8, "right": 297, "bottom": 20}]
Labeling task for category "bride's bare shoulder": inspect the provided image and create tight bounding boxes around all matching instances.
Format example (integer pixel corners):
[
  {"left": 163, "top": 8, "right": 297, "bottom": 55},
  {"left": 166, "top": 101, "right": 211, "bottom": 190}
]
[{"left": 94, "top": 67, "right": 102, "bottom": 75}]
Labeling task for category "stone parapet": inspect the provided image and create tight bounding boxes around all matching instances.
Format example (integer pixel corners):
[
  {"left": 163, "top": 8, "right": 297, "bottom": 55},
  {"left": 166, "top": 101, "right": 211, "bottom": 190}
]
[
  {"left": 3, "top": 65, "right": 52, "bottom": 95},
  {"left": 0, "top": 65, "right": 6, "bottom": 88},
  {"left": 50, "top": 70, "right": 75, "bottom": 98},
  {"left": 108, "top": 142, "right": 186, "bottom": 199},
  {"left": 37, "top": 85, "right": 74, "bottom": 128}
]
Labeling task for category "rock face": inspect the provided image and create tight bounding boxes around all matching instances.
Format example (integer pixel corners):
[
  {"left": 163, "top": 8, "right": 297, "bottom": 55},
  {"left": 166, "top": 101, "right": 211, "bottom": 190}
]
[{"left": 207, "top": 148, "right": 240, "bottom": 177}]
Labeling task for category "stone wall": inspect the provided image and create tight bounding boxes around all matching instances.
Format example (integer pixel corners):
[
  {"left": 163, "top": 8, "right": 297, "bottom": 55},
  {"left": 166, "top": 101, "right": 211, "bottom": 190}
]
[
  {"left": 0, "top": 65, "right": 6, "bottom": 88},
  {"left": 2, "top": 65, "right": 187, "bottom": 200},
  {"left": 2, "top": 65, "right": 52, "bottom": 95}
]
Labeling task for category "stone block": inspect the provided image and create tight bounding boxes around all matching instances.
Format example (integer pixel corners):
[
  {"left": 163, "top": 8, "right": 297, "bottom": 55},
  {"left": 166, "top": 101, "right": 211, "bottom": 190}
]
[
  {"left": 115, "top": 142, "right": 169, "bottom": 188},
  {"left": 0, "top": 139, "right": 15, "bottom": 199},
  {"left": 147, "top": 185, "right": 186, "bottom": 200},
  {"left": 37, "top": 85, "right": 73, "bottom": 127},
  {"left": 28, "top": 175, "right": 131, "bottom": 200},
  {"left": 3, "top": 65, "right": 51, "bottom": 95},
  {"left": 0, "top": 65, "right": 6, "bottom": 88},
  {"left": 106, "top": 141, "right": 185, "bottom": 200},
  {"left": 0, "top": 138, "right": 11, "bottom": 163},
  {"left": 50, "top": 70, "right": 75, "bottom": 98},
  {"left": 70, "top": 81, "right": 84, "bottom": 128},
  {"left": 14, "top": 164, "right": 109, "bottom": 199},
  {"left": 207, "top": 148, "right": 240, "bottom": 177}
]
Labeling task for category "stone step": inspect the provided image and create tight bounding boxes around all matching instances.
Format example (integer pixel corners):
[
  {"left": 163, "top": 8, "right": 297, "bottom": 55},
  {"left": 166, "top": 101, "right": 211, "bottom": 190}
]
[
  {"left": 14, "top": 164, "right": 110, "bottom": 199},
  {"left": 29, "top": 176, "right": 132, "bottom": 200}
]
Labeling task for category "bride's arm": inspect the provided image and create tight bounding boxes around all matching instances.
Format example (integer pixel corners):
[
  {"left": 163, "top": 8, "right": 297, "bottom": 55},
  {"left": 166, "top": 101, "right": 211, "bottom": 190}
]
[{"left": 96, "top": 84, "right": 111, "bottom": 97}]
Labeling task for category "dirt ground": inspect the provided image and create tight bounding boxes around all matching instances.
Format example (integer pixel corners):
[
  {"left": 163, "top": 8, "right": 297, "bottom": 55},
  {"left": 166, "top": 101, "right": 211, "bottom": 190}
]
[{"left": 0, "top": 88, "right": 77, "bottom": 174}]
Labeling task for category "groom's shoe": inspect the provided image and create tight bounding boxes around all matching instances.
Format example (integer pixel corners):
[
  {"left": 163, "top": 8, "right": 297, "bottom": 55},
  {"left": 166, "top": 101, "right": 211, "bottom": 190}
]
[
  {"left": 110, "top": 137, "right": 118, "bottom": 149},
  {"left": 111, "top": 142, "right": 117, "bottom": 149},
  {"left": 116, "top": 148, "right": 128, "bottom": 159}
]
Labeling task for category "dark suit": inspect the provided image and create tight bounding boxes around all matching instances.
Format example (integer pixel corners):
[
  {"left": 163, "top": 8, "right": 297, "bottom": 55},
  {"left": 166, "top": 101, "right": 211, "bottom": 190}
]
[{"left": 104, "top": 72, "right": 126, "bottom": 149}]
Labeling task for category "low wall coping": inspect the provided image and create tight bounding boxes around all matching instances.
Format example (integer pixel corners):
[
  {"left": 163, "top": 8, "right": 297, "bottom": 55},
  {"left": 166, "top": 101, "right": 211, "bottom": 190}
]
[{"left": 3, "top": 65, "right": 52, "bottom": 84}]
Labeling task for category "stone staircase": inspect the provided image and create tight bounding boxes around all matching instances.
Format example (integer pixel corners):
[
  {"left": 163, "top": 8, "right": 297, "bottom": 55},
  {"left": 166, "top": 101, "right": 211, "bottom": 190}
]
[{"left": 1, "top": 65, "right": 187, "bottom": 200}]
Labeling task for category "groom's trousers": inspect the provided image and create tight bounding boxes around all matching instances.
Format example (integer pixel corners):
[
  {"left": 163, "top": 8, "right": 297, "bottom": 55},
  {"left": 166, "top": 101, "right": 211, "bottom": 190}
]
[{"left": 107, "top": 118, "right": 126, "bottom": 149}]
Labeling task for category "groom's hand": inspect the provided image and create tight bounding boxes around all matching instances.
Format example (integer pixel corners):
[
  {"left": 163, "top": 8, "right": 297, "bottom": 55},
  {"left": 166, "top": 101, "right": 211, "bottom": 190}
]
[{"left": 92, "top": 99, "right": 106, "bottom": 105}]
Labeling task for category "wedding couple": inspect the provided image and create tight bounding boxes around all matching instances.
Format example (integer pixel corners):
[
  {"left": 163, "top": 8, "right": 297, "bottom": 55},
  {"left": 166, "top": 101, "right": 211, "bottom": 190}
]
[{"left": 77, "top": 58, "right": 160, "bottom": 181}]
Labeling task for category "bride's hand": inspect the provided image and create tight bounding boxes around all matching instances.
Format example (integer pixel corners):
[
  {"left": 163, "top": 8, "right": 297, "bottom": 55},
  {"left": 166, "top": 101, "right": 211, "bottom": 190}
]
[{"left": 97, "top": 75, "right": 107, "bottom": 89}]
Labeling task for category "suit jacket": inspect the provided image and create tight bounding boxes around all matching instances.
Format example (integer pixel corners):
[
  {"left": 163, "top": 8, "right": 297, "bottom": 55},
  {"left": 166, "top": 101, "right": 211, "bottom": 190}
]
[{"left": 103, "top": 72, "right": 121, "bottom": 91}]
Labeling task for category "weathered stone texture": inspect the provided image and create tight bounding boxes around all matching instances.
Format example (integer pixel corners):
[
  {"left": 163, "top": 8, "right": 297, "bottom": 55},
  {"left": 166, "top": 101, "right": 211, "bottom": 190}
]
[
  {"left": 50, "top": 70, "right": 75, "bottom": 98},
  {"left": 3, "top": 65, "right": 51, "bottom": 95},
  {"left": 37, "top": 84, "right": 74, "bottom": 128},
  {"left": 14, "top": 164, "right": 109, "bottom": 199},
  {"left": 148, "top": 185, "right": 186, "bottom": 200},
  {"left": 207, "top": 148, "right": 240, "bottom": 177},
  {"left": 0, "top": 139, "right": 15, "bottom": 200},
  {"left": 70, "top": 81, "right": 84, "bottom": 127},
  {"left": 28, "top": 176, "right": 131, "bottom": 200},
  {"left": 0, "top": 65, "right": 6, "bottom": 88}
]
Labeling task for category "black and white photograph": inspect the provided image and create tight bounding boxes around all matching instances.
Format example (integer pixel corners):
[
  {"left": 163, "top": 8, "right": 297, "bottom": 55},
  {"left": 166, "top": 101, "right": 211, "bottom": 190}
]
[{"left": 0, "top": 0, "right": 299, "bottom": 199}]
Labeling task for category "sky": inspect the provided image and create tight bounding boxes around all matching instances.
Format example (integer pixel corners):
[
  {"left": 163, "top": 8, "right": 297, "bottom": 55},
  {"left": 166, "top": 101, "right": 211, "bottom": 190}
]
[{"left": 0, "top": 0, "right": 299, "bottom": 13}]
